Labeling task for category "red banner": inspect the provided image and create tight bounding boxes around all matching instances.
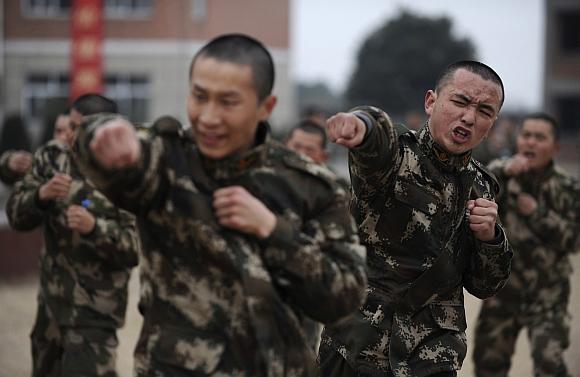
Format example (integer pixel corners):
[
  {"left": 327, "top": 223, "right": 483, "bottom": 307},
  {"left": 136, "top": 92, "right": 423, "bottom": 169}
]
[{"left": 70, "top": 0, "right": 104, "bottom": 101}]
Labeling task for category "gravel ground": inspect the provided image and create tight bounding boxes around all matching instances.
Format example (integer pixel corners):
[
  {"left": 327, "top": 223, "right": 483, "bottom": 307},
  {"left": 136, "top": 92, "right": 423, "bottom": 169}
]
[{"left": 1, "top": 256, "right": 580, "bottom": 377}]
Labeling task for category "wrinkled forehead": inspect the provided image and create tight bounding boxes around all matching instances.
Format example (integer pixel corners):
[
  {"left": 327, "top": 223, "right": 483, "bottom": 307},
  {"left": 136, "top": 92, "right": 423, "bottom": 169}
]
[{"left": 446, "top": 70, "right": 503, "bottom": 108}]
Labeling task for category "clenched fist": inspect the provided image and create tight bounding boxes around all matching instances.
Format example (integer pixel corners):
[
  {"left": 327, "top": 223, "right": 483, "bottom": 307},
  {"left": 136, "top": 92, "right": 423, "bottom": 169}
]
[
  {"left": 213, "top": 186, "right": 276, "bottom": 239},
  {"left": 90, "top": 119, "right": 141, "bottom": 169},
  {"left": 326, "top": 112, "right": 367, "bottom": 148},
  {"left": 39, "top": 173, "right": 72, "bottom": 202},
  {"left": 467, "top": 198, "right": 499, "bottom": 242},
  {"left": 66, "top": 204, "right": 96, "bottom": 235}
]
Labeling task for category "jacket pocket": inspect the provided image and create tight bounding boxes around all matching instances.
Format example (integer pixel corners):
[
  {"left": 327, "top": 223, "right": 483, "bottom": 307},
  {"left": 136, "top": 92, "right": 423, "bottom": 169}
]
[
  {"left": 152, "top": 326, "right": 225, "bottom": 374},
  {"left": 394, "top": 178, "right": 438, "bottom": 215},
  {"left": 429, "top": 302, "right": 467, "bottom": 332}
]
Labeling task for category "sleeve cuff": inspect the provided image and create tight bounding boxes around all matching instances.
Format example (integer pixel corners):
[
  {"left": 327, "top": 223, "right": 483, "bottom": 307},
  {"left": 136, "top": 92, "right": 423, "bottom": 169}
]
[
  {"left": 264, "top": 215, "right": 297, "bottom": 249},
  {"left": 352, "top": 110, "right": 374, "bottom": 144},
  {"left": 480, "top": 224, "right": 506, "bottom": 248},
  {"left": 34, "top": 188, "right": 53, "bottom": 211}
]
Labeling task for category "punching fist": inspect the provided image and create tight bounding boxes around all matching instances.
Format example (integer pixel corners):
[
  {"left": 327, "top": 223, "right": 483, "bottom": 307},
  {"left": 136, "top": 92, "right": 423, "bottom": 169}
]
[
  {"left": 90, "top": 119, "right": 141, "bottom": 169},
  {"left": 326, "top": 112, "right": 367, "bottom": 148}
]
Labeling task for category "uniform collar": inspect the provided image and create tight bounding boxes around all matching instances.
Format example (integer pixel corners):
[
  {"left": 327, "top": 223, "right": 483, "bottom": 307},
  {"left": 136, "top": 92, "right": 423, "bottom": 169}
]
[
  {"left": 417, "top": 124, "right": 472, "bottom": 172},
  {"left": 201, "top": 122, "right": 270, "bottom": 182}
]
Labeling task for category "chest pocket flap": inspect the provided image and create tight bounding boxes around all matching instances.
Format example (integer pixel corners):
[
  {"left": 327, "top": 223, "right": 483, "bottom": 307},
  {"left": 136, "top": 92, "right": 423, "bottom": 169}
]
[{"left": 394, "top": 179, "right": 438, "bottom": 215}]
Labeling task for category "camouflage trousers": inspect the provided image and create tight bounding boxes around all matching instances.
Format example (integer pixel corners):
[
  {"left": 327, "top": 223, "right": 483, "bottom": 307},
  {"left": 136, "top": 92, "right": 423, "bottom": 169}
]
[
  {"left": 473, "top": 297, "right": 571, "bottom": 377},
  {"left": 30, "top": 299, "right": 119, "bottom": 377}
]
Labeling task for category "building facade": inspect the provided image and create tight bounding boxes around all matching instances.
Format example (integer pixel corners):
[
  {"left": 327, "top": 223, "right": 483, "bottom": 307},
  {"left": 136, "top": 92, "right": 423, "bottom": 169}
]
[
  {"left": 1, "top": 0, "right": 295, "bottom": 143},
  {"left": 544, "top": 0, "right": 580, "bottom": 134}
]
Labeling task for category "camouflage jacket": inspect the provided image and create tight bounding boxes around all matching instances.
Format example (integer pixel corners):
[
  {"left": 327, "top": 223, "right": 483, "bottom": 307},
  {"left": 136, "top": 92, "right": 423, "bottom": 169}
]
[
  {"left": 487, "top": 158, "right": 580, "bottom": 313},
  {"left": 0, "top": 150, "right": 26, "bottom": 185},
  {"left": 6, "top": 140, "right": 139, "bottom": 328},
  {"left": 321, "top": 106, "right": 512, "bottom": 376},
  {"left": 75, "top": 115, "right": 367, "bottom": 377}
]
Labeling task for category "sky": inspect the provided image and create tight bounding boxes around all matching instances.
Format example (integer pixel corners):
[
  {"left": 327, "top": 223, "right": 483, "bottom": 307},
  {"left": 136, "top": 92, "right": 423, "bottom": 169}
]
[{"left": 290, "top": 0, "right": 544, "bottom": 112}]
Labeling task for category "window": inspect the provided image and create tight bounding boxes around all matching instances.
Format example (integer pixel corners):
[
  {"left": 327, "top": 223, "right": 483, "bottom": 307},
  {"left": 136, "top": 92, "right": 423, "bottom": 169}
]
[
  {"left": 24, "top": 73, "right": 70, "bottom": 121},
  {"left": 191, "top": 0, "right": 207, "bottom": 22},
  {"left": 23, "top": 73, "right": 70, "bottom": 143},
  {"left": 558, "top": 10, "right": 580, "bottom": 54},
  {"left": 21, "top": 0, "right": 153, "bottom": 19},
  {"left": 104, "top": 0, "right": 153, "bottom": 18},
  {"left": 24, "top": 73, "right": 150, "bottom": 128},
  {"left": 21, "top": 0, "right": 71, "bottom": 18},
  {"left": 105, "top": 74, "right": 150, "bottom": 123}
]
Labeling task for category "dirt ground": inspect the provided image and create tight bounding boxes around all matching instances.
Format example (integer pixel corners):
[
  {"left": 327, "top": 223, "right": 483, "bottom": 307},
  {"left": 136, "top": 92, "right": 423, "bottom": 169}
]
[{"left": 1, "top": 255, "right": 580, "bottom": 377}]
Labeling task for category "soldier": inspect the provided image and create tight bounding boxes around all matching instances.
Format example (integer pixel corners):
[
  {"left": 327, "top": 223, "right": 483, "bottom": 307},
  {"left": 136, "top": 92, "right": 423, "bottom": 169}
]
[
  {"left": 318, "top": 60, "right": 513, "bottom": 377},
  {"left": 1, "top": 112, "right": 71, "bottom": 185},
  {"left": 52, "top": 112, "right": 74, "bottom": 145},
  {"left": 284, "top": 119, "right": 351, "bottom": 352},
  {"left": 473, "top": 113, "right": 580, "bottom": 377},
  {"left": 73, "top": 34, "right": 367, "bottom": 377},
  {"left": 286, "top": 119, "right": 329, "bottom": 164},
  {"left": 286, "top": 119, "right": 350, "bottom": 189},
  {"left": 6, "top": 94, "right": 139, "bottom": 377}
]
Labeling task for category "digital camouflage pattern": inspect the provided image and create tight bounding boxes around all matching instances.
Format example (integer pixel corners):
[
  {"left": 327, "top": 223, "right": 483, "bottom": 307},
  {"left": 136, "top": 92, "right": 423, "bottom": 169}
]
[
  {"left": 74, "top": 115, "right": 368, "bottom": 377},
  {"left": 0, "top": 150, "right": 26, "bottom": 184},
  {"left": 473, "top": 159, "right": 580, "bottom": 377},
  {"left": 6, "top": 139, "right": 139, "bottom": 376},
  {"left": 320, "top": 106, "right": 513, "bottom": 377}
]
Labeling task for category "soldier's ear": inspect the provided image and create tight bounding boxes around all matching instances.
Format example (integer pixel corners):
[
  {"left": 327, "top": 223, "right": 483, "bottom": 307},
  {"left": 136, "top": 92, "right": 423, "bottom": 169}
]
[
  {"left": 258, "top": 95, "right": 277, "bottom": 122},
  {"left": 424, "top": 90, "right": 436, "bottom": 116}
]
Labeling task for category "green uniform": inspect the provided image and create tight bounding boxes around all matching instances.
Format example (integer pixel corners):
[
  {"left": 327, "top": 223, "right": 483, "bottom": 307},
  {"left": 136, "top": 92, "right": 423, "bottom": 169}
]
[
  {"left": 74, "top": 115, "right": 368, "bottom": 377},
  {"left": 473, "top": 159, "right": 580, "bottom": 377},
  {"left": 319, "top": 106, "right": 513, "bottom": 377},
  {"left": 6, "top": 139, "right": 139, "bottom": 377}
]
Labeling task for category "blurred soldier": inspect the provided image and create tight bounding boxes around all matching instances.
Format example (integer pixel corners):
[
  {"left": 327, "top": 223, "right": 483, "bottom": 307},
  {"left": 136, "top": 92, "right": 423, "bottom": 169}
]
[
  {"left": 52, "top": 112, "right": 73, "bottom": 145},
  {"left": 1, "top": 112, "right": 71, "bottom": 185},
  {"left": 7, "top": 94, "right": 139, "bottom": 377},
  {"left": 286, "top": 119, "right": 329, "bottom": 165},
  {"left": 473, "top": 113, "right": 580, "bottom": 377},
  {"left": 74, "top": 34, "right": 367, "bottom": 377},
  {"left": 285, "top": 119, "right": 351, "bottom": 352},
  {"left": 286, "top": 119, "right": 350, "bottom": 189},
  {"left": 319, "top": 61, "right": 513, "bottom": 377}
]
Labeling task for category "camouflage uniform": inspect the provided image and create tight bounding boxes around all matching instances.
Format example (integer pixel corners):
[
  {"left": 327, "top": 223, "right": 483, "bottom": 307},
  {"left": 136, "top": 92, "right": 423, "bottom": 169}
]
[
  {"left": 6, "top": 139, "right": 139, "bottom": 377},
  {"left": 0, "top": 150, "right": 26, "bottom": 184},
  {"left": 74, "top": 115, "right": 368, "bottom": 377},
  {"left": 319, "top": 106, "right": 513, "bottom": 377},
  {"left": 473, "top": 159, "right": 580, "bottom": 377}
]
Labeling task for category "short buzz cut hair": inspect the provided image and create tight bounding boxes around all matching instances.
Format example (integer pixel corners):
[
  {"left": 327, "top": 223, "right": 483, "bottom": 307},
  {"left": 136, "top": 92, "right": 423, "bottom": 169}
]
[
  {"left": 522, "top": 112, "right": 561, "bottom": 141},
  {"left": 289, "top": 119, "right": 328, "bottom": 149},
  {"left": 71, "top": 93, "right": 118, "bottom": 116},
  {"left": 189, "top": 33, "right": 275, "bottom": 102},
  {"left": 435, "top": 60, "right": 505, "bottom": 108}
]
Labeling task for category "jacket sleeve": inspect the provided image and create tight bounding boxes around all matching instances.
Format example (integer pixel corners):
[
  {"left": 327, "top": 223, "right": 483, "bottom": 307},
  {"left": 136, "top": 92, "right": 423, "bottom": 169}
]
[
  {"left": 6, "top": 147, "right": 55, "bottom": 231},
  {"left": 463, "top": 224, "right": 513, "bottom": 299},
  {"left": 78, "top": 196, "right": 140, "bottom": 268},
  {"left": 261, "top": 178, "right": 368, "bottom": 324},
  {"left": 75, "top": 114, "right": 167, "bottom": 216},
  {"left": 348, "top": 106, "right": 400, "bottom": 202}
]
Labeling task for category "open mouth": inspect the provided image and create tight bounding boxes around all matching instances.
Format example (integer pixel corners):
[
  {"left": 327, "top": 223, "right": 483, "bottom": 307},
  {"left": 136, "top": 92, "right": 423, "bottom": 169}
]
[
  {"left": 522, "top": 151, "right": 536, "bottom": 159},
  {"left": 199, "top": 133, "right": 225, "bottom": 147},
  {"left": 452, "top": 127, "right": 471, "bottom": 143}
]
